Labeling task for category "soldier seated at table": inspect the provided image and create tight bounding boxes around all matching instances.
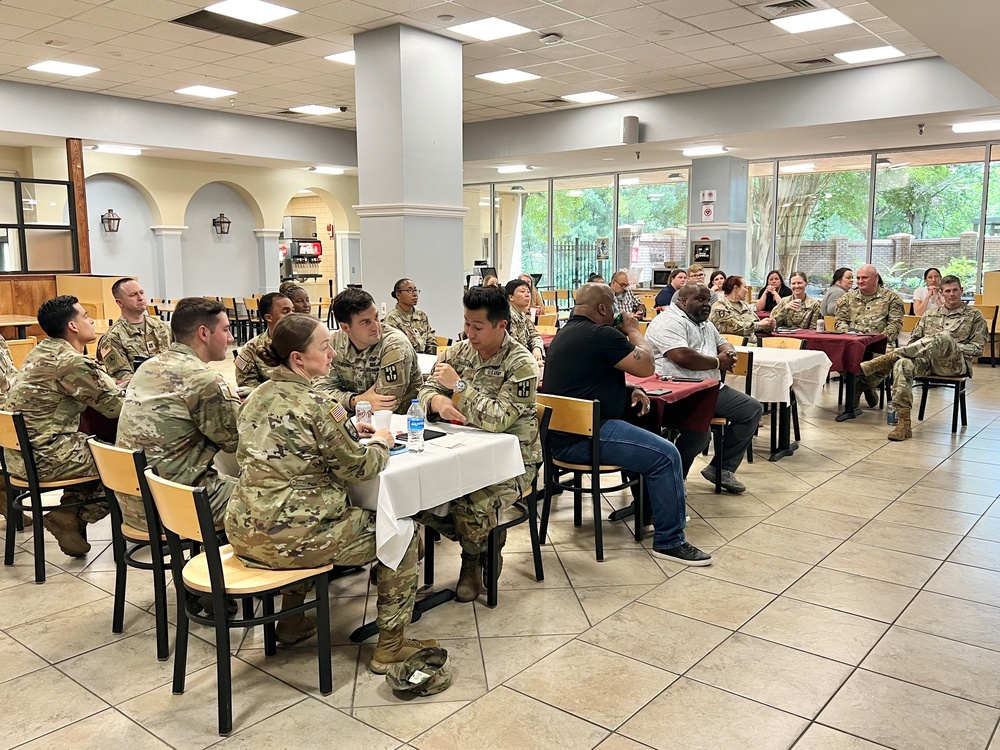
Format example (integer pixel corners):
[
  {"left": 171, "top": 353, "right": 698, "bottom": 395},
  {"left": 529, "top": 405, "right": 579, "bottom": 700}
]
[
  {"left": 384, "top": 278, "right": 437, "bottom": 354},
  {"left": 771, "top": 271, "right": 821, "bottom": 330},
  {"left": 416, "top": 286, "right": 542, "bottom": 601},
  {"left": 505, "top": 279, "right": 545, "bottom": 363},
  {"left": 116, "top": 297, "right": 240, "bottom": 530},
  {"left": 710, "top": 275, "right": 775, "bottom": 345},
  {"left": 226, "top": 314, "right": 440, "bottom": 658},
  {"left": 317, "top": 288, "right": 422, "bottom": 415},
  {"left": 235, "top": 291, "right": 293, "bottom": 392},
  {"left": 97, "top": 278, "right": 172, "bottom": 382},
  {"left": 835, "top": 263, "right": 905, "bottom": 407},
  {"left": 4, "top": 295, "right": 123, "bottom": 557},
  {"left": 542, "top": 283, "right": 711, "bottom": 566},
  {"left": 859, "top": 275, "right": 987, "bottom": 441},
  {"left": 646, "top": 283, "right": 763, "bottom": 494}
]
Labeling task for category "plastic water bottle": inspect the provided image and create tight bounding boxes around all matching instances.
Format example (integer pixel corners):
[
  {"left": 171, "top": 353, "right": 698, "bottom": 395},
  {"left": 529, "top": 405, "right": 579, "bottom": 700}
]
[
  {"left": 407, "top": 399, "right": 425, "bottom": 452},
  {"left": 887, "top": 398, "right": 897, "bottom": 425}
]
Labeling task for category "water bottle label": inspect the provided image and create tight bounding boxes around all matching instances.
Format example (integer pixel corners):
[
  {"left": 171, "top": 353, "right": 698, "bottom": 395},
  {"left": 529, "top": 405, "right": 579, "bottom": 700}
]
[{"left": 408, "top": 417, "right": 424, "bottom": 431}]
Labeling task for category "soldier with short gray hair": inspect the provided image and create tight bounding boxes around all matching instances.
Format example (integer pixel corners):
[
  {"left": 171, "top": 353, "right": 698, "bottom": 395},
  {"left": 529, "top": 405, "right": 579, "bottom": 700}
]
[{"left": 97, "top": 278, "right": 172, "bottom": 382}]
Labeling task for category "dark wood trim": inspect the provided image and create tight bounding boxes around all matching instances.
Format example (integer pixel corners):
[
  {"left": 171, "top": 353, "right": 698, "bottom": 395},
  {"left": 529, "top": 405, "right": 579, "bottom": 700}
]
[{"left": 66, "top": 138, "right": 90, "bottom": 274}]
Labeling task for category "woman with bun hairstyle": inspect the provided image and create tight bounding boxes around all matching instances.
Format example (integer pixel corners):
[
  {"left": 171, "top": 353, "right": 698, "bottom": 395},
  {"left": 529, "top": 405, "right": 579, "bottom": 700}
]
[{"left": 384, "top": 278, "right": 437, "bottom": 353}]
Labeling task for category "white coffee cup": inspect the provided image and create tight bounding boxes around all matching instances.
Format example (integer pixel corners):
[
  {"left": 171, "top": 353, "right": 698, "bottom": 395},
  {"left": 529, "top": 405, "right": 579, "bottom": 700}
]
[{"left": 373, "top": 409, "right": 393, "bottom": 431}]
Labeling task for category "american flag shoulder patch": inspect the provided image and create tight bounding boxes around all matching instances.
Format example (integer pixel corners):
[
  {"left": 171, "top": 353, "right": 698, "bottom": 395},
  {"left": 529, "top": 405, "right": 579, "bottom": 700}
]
[
  {"left": 329, "top": 403, "right": 348, "bottom": 423},
  {"left": 100, "top": 344, "right": 112, "bottom": 358}
]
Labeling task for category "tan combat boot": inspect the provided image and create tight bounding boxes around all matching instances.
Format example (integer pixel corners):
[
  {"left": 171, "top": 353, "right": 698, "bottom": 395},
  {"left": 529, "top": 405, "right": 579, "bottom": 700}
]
[
  {"left": 275, "top": 592, "right": 318, "bottom": 646},
  {"left": 456, "top": 552, "right": 483, "bottom": 603},
  {"left": 42, "top": 508, "right": 91, "bottom": 557},
  {"left": 887, "top": 408, "right": 912, "bottom": 441},
  {"left": 369, "top": 627, "right": 440, "bottom": 674},
  {"left": 861, "top": 351, "right": 899, "bottom": 382}
]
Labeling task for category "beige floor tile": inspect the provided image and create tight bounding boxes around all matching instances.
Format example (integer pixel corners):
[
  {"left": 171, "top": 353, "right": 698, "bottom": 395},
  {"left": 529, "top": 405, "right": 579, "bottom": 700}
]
[
  {"left": 898, "top": 590, "right": 1000, "bottom": 652},
  {"left": 690, "top": 546, "right": 811, "bottom": 594},
  {"left": 118, "top": 660, "right": 305, "bottom": 750},
  {"left": 895, "top": 484, "right": 995, "bottom": 514},
  {"left": 688, "top": 632, "right": 852, "bottom": 718},
  {"left": 844, "top": 458, "right": 929, "bottom": 483},
  {"left": 951, "top": 446, "right": 1000, "bottom": 465},
  {"left": 618, "top": 677, "right": 808, "bottom": 750},
  {"left": 686, "top": 494, "right": 775, "bottom": 517},
  {"left": 0, "top": 547, "right": 62, "bottom": 590},
  {"left": 793, "top": 489, "right": 894, "bottom": 519},
  {"left": 238, "top": 644, "right": 360, "bottom": 709},
  {"left": 792, "top": 724, "right": 885, "bottom": 749},
  {"left": 507, "top": 640, "right": 676, "bottom": 729},
  {"left": 579, "top": 602, "right": 730, "bottom": 673},
  {"left": 863, "top": 625, "right": 1000, "bottom": 708},
  {"left": 557, "top": 549, "right": 665, "bottom": 588},
  {"left": 703, "top": 515, "right": 768, "bottom": 540},
  {"left": 933, "top": 458, "right": 1000, "bottom": 482},
  {"left": 77, "top": 569, "right": 166, "bottom": 611},
  {"left": 970, "top": 515, "right": 1000, "bottom": 543},
  {"left": 475, "top": 588, "right": 590, "bottom": 637},
  {"left": 398, "top": 599, "right": 478, "bottom": 641},
  {"left": 0, "top": 574, "right": 109, "bottom": 629},
  {"left": 38, "top": 541, "right": 113, "bottom": 575},
  {"left": 0, "top": 631, "right": 47, "bottom": 684},
  {"left": 925, "top": 562, "right": 1000, "bottom": 608},
  {"left": 784, "top": 567, "right": 917, "bottom": 623},
  {"left": 948, "top": 537, "right": 1000, "bottom": 573},
  {"left": 14, "top": 708, "right": 171, "bottom": 750},
  {"left": 211, "top": 698, "right": 398, "bottom": 749},
  {"left": 741, "top": 596, "right": 889, "bottom": 665},
  {"left": 545, "top": 520, "right": 646, "bottom": 552},
  {"left": 480, "top": 634, "right": 574, "bottom": 689},
  {"left": 875, "top": 501, "right": 978, "bottom": 535},
  {"left": 763, "top": 506, "right": 868, "bottom": 540},
  {"left": 868, "top": 446, "right": 947, "bottom": 471},
  {"left": 594, "top": 735, "right": 655, "bottom": 750},
  {"left": 412, "top": 686, "right": 609, "bottom": 750},
  {"left": 638, "top": 572, "right": 774, "bottom": 630},
  {"left": 0, "top": 667, "right": 109, "bottom": 747},
  {"left": 680, "top": 518, "right": 728, "bottom": 549},
  {"left": 849, "top": 520, "right": 962, "bottom": 559},
  {"left": 819, "top": 541, "right": 941, "bottom": 588},
  {"left": 576, "top": 584, "right": 660, "bottom": 626},
  {"left": 729, "top": 523, "right": 842, "bottom": 564},
  {"left": 353, "top": 701, "right": 470, "bottom": 743},
  {"left": 793, "top": 471, "right": 845, "bottom": 489},
  {"left": 818, "top": 475, "right": 911, "bottom": 500},
  {"left": 818, "top": 669, "right": 998, "bottom": 750},
  {"left": 920, "top": 469, "right": 1000, "bottom": 495}
]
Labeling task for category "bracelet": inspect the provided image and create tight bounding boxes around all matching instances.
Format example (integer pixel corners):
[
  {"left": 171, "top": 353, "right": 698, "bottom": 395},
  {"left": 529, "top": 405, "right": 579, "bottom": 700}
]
[{"left": 714, "top": 356, "right": 720, "bottom": 369}]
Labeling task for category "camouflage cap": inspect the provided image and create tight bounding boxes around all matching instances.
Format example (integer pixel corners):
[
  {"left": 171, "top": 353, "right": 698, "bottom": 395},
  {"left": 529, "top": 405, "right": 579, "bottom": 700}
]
[{"left": 385, "top": 647, "right": 451, "bottom": 696}]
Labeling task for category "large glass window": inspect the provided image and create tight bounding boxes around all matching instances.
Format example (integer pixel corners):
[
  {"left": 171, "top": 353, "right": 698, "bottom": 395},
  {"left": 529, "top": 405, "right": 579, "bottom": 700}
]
[
  {"left": 983, "top": 144, "right": 1000, "bottom": 280},
  {"left": 873, "top": 146, "right": 985, "bottom": 292},
  {"left": 746, "top": 161, "right": 776, "bottom": 287},
  {"left": 617, "top": 169, "right": 688, "bottom": 286},
  {"left": 462, "top": 185, "right": 491, "bottom": 271},
  {"left": 550, "top": 175, "right": 614, "bottom": 290},
  {"left": 0, "top": 178, "right": 78, "bottom": 273},
  {"left": 495, "top": 180, "right": 548, "bottom": 286}
]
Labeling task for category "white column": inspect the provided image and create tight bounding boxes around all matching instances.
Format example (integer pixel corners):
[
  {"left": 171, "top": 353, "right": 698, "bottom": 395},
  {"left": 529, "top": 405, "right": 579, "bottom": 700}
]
[
  {"left": 687, "top": 156, "right": 749, "bottom": 276},
  {"left": 150, "top": 226, "right": 186, "bottom": 299},
  {"left": 253, "top": 228, "right": 282, "bottom": 293}
]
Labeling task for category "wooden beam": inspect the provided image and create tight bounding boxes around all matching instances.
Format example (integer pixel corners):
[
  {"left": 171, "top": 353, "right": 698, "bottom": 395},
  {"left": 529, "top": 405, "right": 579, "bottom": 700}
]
[{"left": 66, "top": 138, "right": 91, "bottom": 273}]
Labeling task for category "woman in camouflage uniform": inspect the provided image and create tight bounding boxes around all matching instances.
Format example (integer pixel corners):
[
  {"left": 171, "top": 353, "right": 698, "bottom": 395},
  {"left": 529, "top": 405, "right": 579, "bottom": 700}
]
[
  {"left": 772, "top": 271, "right": 821, "bottom": 330},
  {"left": 225, "top": 314, "right": 437, "bottom": 670},
  {"left": 710, "top": 275, "right": 775, "bottom": 346}
]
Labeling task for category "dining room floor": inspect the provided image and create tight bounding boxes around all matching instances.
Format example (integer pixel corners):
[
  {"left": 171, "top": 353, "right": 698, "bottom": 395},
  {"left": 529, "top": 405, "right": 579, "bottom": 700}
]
[{"left": 3, "top": 358, "right": 1000, "bottom": 750}]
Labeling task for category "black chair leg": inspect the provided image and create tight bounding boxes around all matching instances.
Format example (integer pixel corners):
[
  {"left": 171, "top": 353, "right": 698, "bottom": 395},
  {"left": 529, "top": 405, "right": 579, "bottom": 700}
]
[
  {"left": 918, "top": 382, "right": 929, "bottom": 421},
  {"left": 539, "top": 477, "right": 553, "bottom": 545},
  {"left": 242, "top": 596, "right": 255, "bottom": 624},
  {"left": 215, "top": 607, "right": 233, "bottom": 735},
  {"left": 423, "top": 524, "right": 436, "bottom": 588},
  {"left": 315, "top": 576, "right": 332, "bottom": 695},
  {"left": 485, "top": 527, "right": 500, "bottom": 608},
  {"left": 572, "top": 473, "right": 582, "bottom": 528},
  {"left": 633, "top": 476, "right": 644, "bottom": 543},
  {"left": 172, "top": 594, "right": 191, "bottom": 694},
  {"left": 712, "top": 428, "right": 723, "bottom": 494},
  {"left": 112, "top": 536, "right": 128, "bottom": 633},
  {"left": 960, "top": 386, "right": 968, "bottom": 426},
  {"left": 152, "top": 551, "right": 170, "bottom": 661},
  {"left": 3, "top": 489, "right": 16, "bottom": 567},
  {"left": 31, "top": 492, "right": 46, "bottom": 583},
  {"left": 591, "top": 479, "right": 604, "bottom": 562},
  {"left": 791, "top": 396, "right": 801, "bottom": 443},
  {"left": 262, "top": 595, "right": 277, "bottom": 656},
  {"left": 527, "top": 490, "right": 544, "bottom": 582}
]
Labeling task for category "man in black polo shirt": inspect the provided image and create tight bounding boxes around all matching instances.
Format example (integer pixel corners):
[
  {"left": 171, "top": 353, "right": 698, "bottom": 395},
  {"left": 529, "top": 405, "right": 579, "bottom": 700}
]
[{"left": 542, "top": 283, "right": 711, "bottom": 566}]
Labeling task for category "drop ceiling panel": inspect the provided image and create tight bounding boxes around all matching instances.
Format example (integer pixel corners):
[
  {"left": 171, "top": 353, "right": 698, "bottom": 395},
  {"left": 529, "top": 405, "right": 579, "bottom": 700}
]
[{"left": 650, "top": 0, "right": 738, "bottom": 19}]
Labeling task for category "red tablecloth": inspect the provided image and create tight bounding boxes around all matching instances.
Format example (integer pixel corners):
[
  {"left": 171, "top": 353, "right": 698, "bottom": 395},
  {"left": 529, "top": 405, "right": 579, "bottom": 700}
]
[
  {"left": 541, "top": 333, "right": 555, "bottom": 348},
  {"left": 756, "top": 310, "right": 770, "bottom": 319},
  {"left": 79, "top": 408, "right": 118, "bottom": 443},
  {"left": 766, "top": 330, "right": 887, "bottom": 374},
  {"left": 626, "top": 375, "right": 720, "bottom": 433}
]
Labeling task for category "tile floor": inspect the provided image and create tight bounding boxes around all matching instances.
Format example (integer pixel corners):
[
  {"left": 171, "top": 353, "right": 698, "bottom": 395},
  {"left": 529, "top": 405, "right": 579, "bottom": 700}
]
[{"left": 3, "top": 360, "right": 1000, "bottom": 749}]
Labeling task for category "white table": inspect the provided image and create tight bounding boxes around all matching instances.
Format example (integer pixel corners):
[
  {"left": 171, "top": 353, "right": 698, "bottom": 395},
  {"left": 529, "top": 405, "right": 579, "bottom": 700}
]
[
  {"left": 347, "top": 414, "right": 525, "bottom": 569},
  {"left": 727, "top": 345, "right": 832, "bottom": 406}
]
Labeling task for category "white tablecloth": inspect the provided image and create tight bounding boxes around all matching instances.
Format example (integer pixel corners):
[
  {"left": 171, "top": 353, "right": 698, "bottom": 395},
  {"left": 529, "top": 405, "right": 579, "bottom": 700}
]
[
  {"left": 347, "top": 415, "right": 525, "bottom": 569},
  {"left": 726, "top": 346, "right": 832, "bottom": 406}
]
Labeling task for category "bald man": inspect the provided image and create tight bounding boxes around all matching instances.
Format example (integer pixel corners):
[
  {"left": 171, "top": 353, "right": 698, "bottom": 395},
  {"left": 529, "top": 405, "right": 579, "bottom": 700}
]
[{"left": 541, "top": 283, "right": 711, "bottom": 566}]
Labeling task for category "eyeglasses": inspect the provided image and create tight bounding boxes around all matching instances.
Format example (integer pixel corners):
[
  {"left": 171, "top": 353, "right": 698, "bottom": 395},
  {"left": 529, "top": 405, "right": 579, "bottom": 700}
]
[{"left": 398, "top": 288, "right": 420, "bottom": 294}]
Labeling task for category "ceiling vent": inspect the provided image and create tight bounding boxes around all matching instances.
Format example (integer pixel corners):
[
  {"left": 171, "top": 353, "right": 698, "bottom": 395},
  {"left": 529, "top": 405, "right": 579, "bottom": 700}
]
[
  {"left": 751, "top": 0, "right": 830, "bottom": 21},
  {"left": 788, "top": 56, "right": 836, "bottom": 69},
  {"left": 171, "top": 11, "right": 303, "bottom": 46}
]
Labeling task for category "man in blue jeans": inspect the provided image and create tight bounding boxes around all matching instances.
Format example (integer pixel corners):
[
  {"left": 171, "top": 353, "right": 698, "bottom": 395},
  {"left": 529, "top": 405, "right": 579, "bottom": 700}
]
[{"left": 541, "top": 283, "right": 711, "bottom": 566}]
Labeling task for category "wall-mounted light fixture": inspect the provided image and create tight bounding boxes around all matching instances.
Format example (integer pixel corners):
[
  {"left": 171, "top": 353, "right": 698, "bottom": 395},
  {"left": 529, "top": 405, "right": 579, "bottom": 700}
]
[
  {"left": 100, "top": 209, "right": 121, "bottom": 233},
  {"left": 213, "top": 213, "right": 232, "bottom": 235}
]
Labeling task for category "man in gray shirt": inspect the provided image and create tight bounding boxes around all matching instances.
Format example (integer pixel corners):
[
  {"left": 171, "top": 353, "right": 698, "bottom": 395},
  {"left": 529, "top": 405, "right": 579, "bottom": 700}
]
[{"left": 645, "top": 283, "right": 763, "bottom": 494}]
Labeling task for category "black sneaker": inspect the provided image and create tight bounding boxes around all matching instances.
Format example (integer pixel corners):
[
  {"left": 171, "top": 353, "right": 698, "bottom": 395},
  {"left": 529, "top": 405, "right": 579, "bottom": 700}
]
[{"left": 651, "top": 542, "right": 712, "bottom": 566}]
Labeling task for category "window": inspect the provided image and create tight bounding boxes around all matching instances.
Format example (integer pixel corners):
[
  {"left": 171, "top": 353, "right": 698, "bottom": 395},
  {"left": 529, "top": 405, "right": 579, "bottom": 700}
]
[
  {"left": 983, "top": 144, "right": 1000, "bottom": 279},
  {"left": 551, "top": 175, "right": 614, "bottom": 290},
  {"left": 0, "top": 178, "right": 78, "bottom": 273},
  {"left": 746, "top": 162, "right": 776, "bottom": 287},
  {"left": 617, "top": 169, "right": 688, "bottom": 286},
  {"left": 495, "top": 180, "right": 548, "bottom": 285},
  {"left": 463, "top": 185, "right": 491, "bottom": 270}
]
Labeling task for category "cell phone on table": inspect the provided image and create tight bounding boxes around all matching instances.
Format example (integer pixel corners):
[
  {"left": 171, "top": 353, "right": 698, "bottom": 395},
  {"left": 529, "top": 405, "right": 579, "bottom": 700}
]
[
  {"left": 394, "top": 429, "right": 447, "bottom": 441},
  {"left": 670, "top": 377, "right": 703, "bottom": 382}
]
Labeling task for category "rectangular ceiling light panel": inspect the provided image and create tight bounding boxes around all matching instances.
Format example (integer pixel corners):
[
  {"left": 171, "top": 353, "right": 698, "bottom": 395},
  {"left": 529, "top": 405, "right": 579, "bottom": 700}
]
[
  {"left": 448, "top": 18, "right": 530, "bottom": 41},
  {"left": 205, "top": 0, "right": 297, "bottom": 24}
]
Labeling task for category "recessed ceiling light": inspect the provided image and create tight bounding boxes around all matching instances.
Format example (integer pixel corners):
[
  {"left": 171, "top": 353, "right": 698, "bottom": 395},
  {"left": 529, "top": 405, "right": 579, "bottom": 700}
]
[
  {"left": 834, "top": 46, "right": 903, "bottom": 64},
  {"left": 682, "top": 145, "right": 728, "bottom": 157},
  {"left": 205, "top": 0, "right": 296, "bottom": 25},
  {"left": 780, "top": 162, "right": 815, "bottom": 173},
  {"left": 497, "top": 165, "right": 533, "bottom": 174},
  {"left": 619, "top": 177, "right": 640, "bottom": 185},
  {"left": 91, "top": 145, "right": 142, "bottom": 156},
  {"left": 289, "top": 104, "right": 345, "bottom": 115},
  {"left": 175, "top": 85, "right": 237, "bottom": 98},
  {"left": 437, "top": 13, "right": 455, "bottom": 22},
  {"left": 476, "top": 69, "right": 540, "bottom": 84},
  {"left": 562, "top": 91, "right": 618, "bottom": 104},
  {"left": 448, "top": 17, "right": 530, "bottom": 42},
  {"left": 952, "top": 119, "right": 1000, "bottom": 133},
  {"left": 830, "top": 135, "right": 846, "bottom": 139},
  {"left": 771, "top": 9, "right": 853, "bottom": 34},
  {"left": 27, "top": 60, "right": 99, "bottom": 77},
  {"left": 324, "top": 50, "right": 355, "bottom": 65},
  {"left": 308, "top": 166, "right": 344, "bottom": 175}
]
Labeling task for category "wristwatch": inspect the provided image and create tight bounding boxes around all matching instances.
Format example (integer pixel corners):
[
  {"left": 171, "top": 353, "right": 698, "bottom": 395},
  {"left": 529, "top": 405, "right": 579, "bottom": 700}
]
[{"left": 454, "top": 379, "right": 468, "bottom": 393}]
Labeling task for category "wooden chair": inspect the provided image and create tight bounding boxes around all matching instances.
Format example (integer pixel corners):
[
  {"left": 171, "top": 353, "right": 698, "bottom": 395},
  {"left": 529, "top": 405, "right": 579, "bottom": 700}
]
[
  {"left": 537, "top": 313, "right": 557, "bottom": 327},
  {"left": 760, "top": 337, "right": 805, "bottom": 441},
  {"left": 823, "top": 315, "right": 836, "bottom": 331},
  {"left": 916, "top": 375, "right": 968, "bottom": 433},
  {"left": 146, "top": 304, "right": 159, "bottom": 317},
  {"left": 556, "top": 289, "right": 571, "bottom": 311},
  {"left": 231, "top": 298, "right": 252, "bottom": 345},
  {"left": 536, "top": 394, "right": 643, "bottom": 562},
  {"left": 435, "top": 336, "right": 453, "bottom": 349},
  {"left": 638, "top": 321, "right": 649, "bottom": 335},
  {"left": 1, "top": 411, "right": 102, "bottom": 583},
  {"left": 720, "top": 333, "right": 746, "bottom": 347},
  {"left": 536, "top": 325, "right": 558, "bottom": 336},
  {"left": 242, "top": 297, "right": 263, "bottom": 338},
  {"left": 88, "top": 440, "right": 172, "bottom": 661},
  {"left": 6, "top": 337, "right": 35, "bottom": 369},
  {"left": 541, "top": 290, "right": 557, "bottom": 308},
  {"left": 707, "top": 351, "right": 754, "bottom": 494},
  {"left": 972, "top": 305, "right": 998, "bottom": 367},
  {"left": 901, "top": 315, "right": 920, "bottom": 334},
  {"left": 144, "top": 469, "right": 333, "bottom": 736},
  {"left": 542, "top": 305, "right": 558, "bottom": 315}
]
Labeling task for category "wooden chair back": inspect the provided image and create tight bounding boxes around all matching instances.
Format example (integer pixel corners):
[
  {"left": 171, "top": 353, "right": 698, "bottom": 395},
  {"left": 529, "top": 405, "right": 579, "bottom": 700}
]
[
  {"left": 244, "top": 297, "right": 259, "bottom": 317},
  {"left": 556, "top": 289, "right": 571, "bottom": 306},
  {"left": 761, "top": 337, "right": 806, "bottom": 350},
  {"left": 731, "top": 349, "right": 752, "bottom": 379},
  {"left": 638, "top": 321, "right": 649, "bottom": 335},
  {"left": 542, "top": 305, "right": 558, "bottom": 315},
  {"left": 6, "top": 337, "right": 35, "bottom": 368},
  {"left": 901, "top": 315, "right": 920, "bottom": 333},
  {"left": 146, "top": 304, "right": 159, "bottom": 317},
  {"left": 144, "top": 469, "right": 206, "bottom": 543},
  {"left": 972, "top": 304, "right": 998, "bottom": 328},
  {"left": 81, "top": 302, "right": 99, "bottom": 320},
  {"left": 0, "top": 410, "right": 21, "bottom": 452},
  {"left": 87, "top": 439, "right": 144, "bottom": 496},
  {"left": 537, "top": 313, "right": 557, "bottom": 327},
  {"left": 824, "top": 315, "right": 836, "bottom": 331},
  {"left": 536, "top": 325, "right": 558, "bottom": 336},
  {"left": 720, "top": 333, "right": 746, "bottom": 347},
  {"left": 435, "top": 336, "right": 453, "bottom": 349},
  {"left": 536, "top": 394, "right": 597, "bottom": 438},
  {"left": 541, "top": 290, "right": 557, "bottom": 305}
]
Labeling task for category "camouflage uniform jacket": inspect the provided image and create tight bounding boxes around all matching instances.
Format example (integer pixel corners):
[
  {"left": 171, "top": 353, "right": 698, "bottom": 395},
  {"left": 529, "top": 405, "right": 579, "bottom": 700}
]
[
  {"left": 318, "top": 327, "right": 422, "bottom": 414},
  {"left": 224, "top": 367, "right": 391, "bottom": 565},
  {"left": 116, "top": 342, "right": 240, "bottom": 496},
  {"left": 4, "top": 337, "right": 122, "bottom": 481},
  {"left": 910, "top": 303, "right": 988, "bottom": 374},
  {"left": 0, "top": 335, "right": 17, "bottom": 398},
  {"left": 771, "top": 295, "right": 821, "bottom": 330},
  {"left": 234, "top": 329, "right": 273, "bottom": 390},
  {"left": 418, "top": 334, "right": 541, "bottom": 473},
  {"left": 384, "top": 305, "right": 437, "bottom": 354},
  {"left": 835, "top": 286, "right": 905, "bottom": 345},
  {"left": 97, "top": 314, "right": 172, "bottom": 381},
  {"left": 709, "top": 296, "right": 766, "bottom": 345},
  {"left": 508, "top": 309, "right": 543, "bottom": 355}
]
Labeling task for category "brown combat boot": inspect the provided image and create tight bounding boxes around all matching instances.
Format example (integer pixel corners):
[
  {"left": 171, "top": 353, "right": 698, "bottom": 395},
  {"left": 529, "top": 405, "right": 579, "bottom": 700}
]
[
  {"left": 42, "top": 508, "right": 91, "bottom": 557},
  {"left": 369, "top": 627, "right": 441, "bottom": 674},
  {"left": 861, "top": 351, "right": 900, "bottom": 382},
  {"left": 456, "top": 552, "right": 483, "bottom": 603},
  {"left": 275, "top": 592, "right": 318, "bottom": 646},
  {"left": 887, "top": 409, "right": 912, "bottom": 441}
]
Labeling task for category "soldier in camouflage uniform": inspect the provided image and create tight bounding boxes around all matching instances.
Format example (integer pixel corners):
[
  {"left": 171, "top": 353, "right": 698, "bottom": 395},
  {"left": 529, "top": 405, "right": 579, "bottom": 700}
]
[
  {"left": 4, "top": 296, "right": 123, "bottom": 557},
  {"left": 384, "top": 279, "right": 437, "bottom": 354},
  {"left": 97, "top": 278, "right": 172, "bottom": 381},
  {"left": 225, "top": 314, "right": 439, "bottom": 662},
  {"left": 116, "top": 298, "right": 240, "bottom": 530},
  {"left": 710, "top": 276, "right": 775, "bottom": 345},
  {"left": 0, "top": 334, "right": 17, "bottom": 398},
  {"left": 505, "top": 279, "right": 545, "bottom": 362},
  {"left": 417, "top": 286, "right": 540, "bottom": 602},
  {"left": 234, "top": 292, "right": 293, "bottom": 391},
  {"left": 317, "top": 288, "right": 422, "bottom": 415},
  {"left": 860, "top": 275, "right": 987, "bottom": 441},
  {"left": 771, "top": 271, "right": 821, "bottom": 330}
]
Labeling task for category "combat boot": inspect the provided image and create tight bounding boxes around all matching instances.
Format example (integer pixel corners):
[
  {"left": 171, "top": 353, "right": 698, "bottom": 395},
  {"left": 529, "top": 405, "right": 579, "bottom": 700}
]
[
  {"left": 42, "top": 508, "right": 90, "bottom": 557},
  {"left": 456, "top": 552, "right": 483, "bottom": 602},
  {"left": 887, "top": 408, "right": 912, "bottom": 441},
  {"left": 480, "top": 528, "right": 507, "bottom": 590},
  {"left": 275, "top": 592, "right": 318, "bottom": 646},
  {"left": 369, "top": 627, "right": 440, "bottom": 674},
  {"left": 861, "top": 351, "right": 899, "bottom": 382}
]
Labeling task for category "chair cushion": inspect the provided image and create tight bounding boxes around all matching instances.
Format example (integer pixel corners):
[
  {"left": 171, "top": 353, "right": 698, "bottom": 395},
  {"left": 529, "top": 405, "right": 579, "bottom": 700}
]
[{"left": 181, "top": 544, "right": 333, "bottom": 595}]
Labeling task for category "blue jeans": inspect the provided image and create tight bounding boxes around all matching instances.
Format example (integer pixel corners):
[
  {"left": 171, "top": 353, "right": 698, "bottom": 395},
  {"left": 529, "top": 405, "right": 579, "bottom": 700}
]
[{"left": 552, "top": 419, "right": 687, "bottom": 549}]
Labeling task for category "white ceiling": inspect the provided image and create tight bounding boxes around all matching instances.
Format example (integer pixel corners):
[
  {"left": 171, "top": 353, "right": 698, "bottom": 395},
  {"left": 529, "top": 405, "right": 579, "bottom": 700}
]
[{"left": 0, "top": 0, "right": 933, "bottom": 131}]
